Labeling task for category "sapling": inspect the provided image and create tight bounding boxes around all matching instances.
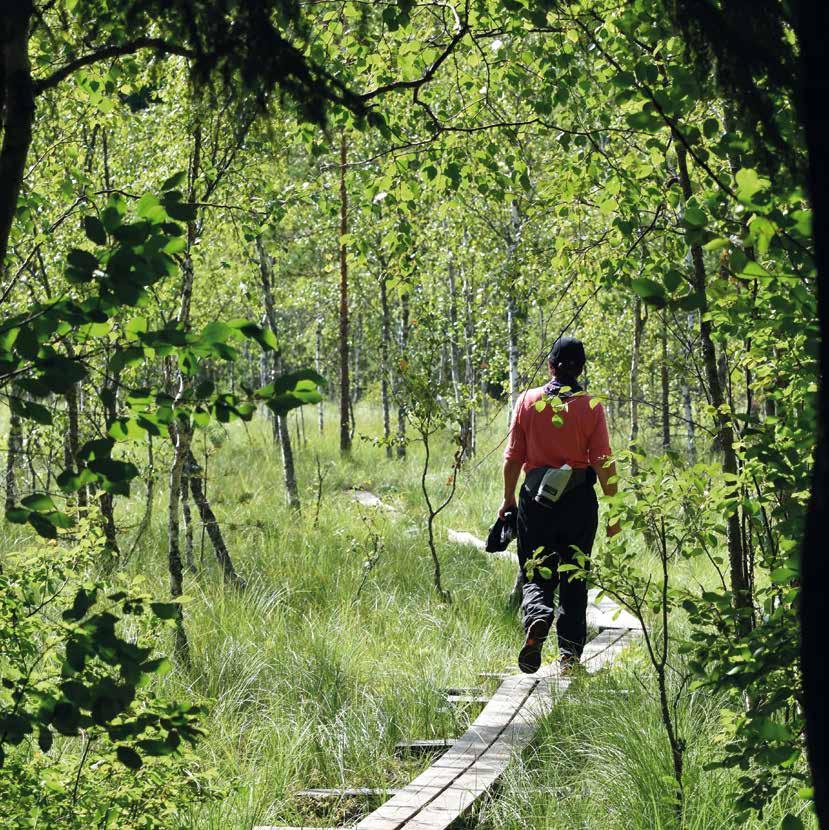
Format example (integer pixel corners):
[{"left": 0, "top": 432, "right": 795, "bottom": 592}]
[{"left": 566, "top": 451, "right": 710, "bottom": 819}]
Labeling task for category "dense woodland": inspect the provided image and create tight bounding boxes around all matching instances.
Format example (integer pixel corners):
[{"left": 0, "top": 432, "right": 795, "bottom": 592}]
[{"left": 0, "top": 1, "right": 827, "bottom": 828}]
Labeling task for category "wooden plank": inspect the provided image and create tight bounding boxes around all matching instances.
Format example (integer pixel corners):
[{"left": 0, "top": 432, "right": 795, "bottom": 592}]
[
  {"left": 445, "top": 694, "right": 489, "bottom": 705},
  {"left": 350, "top": 624, "right": 638, "bottom": 830},
  {"left": 440, "top": 686, "right": 483, "bottom": 696},
  {"left": 254, "top": 826, "right": 340, "bottom": 830},
  {"left": 395, "top": 739, "right": 456, "bottom": 755},
  {"left": 296, "top": 788, "right": 400, "bottom": 800}
]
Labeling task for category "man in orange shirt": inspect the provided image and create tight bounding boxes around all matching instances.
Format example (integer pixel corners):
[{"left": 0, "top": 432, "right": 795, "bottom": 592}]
[{"left": 500, "top": 336, "right": 619, "bottom": 673}]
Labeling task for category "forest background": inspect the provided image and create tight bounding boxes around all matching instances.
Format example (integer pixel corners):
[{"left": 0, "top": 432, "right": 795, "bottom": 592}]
[{"left": 0, "top": 1, "right": 826, "bottom": 829}]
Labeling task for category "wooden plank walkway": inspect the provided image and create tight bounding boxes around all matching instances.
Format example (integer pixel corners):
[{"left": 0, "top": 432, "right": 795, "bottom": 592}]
[
  {"left": 354, "top": 627, "right": 635, "bottom": 830},
  {"left": 253, "top": 626, "right": 636, "bottom": 830},
  {"left": 259, "top": 503, "right": 640, "bottom": 830}
]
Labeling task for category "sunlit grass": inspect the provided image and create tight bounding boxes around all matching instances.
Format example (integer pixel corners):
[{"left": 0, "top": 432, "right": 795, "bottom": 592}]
[{"left": 1, "top": 402, "right": 808, "bottom": 829}]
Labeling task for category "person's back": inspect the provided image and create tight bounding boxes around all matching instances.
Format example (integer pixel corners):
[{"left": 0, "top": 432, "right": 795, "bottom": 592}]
[
  {"left": 499, "top": 336, "right": 619, "bottom": 674},
  {"left": 505, "top": 385, "right": 611, "bottom": 473}
]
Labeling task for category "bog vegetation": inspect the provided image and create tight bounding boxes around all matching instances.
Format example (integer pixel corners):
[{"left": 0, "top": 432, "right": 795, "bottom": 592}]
[{"left": 0, "top": 1, "right": 824, "bottom": 828}]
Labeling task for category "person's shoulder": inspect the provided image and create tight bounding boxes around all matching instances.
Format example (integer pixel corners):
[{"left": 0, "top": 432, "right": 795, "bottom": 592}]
[
  {"left": 578, "top": 393, "right": 607, "bottom": 417},
  {"left": 520, "top": 387, "right": 546, "bottom": 407}
]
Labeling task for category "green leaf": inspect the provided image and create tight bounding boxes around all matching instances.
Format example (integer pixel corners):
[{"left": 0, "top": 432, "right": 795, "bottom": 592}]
[
  {"left": 116, "top": 745, "right": 143, "bottom": 770},
  {"left": 161, "top": 171, "right": 187, "bottom": 191},
  {"left": 109, "top": 346, "right": 145, "bottom": 375},
  {"left": 38, "top": 727, "right": 53, "bottom": 753},
  {"left": 67, "top": 248, "right": 99, "bottom": 276},
  {"left": 11, "top": 396, "right": 53, "bottom": 425},
  {"left": 781, "top": 815, "right": 804, "bottom": 830},
  {"left": 21, "top": 492, "right": 57, "bottom": 511},
  {"left": 631, "top": 278, "right": 665, "bottom": 300},
  {"left": 83, "top": 216, "right": 107, "bottom": 245},
  {"left": 683, "top": 206, "right": 707, "bottom": 228},
  {"left": 735, "top": 168, "right": 770, "bottom": 204},
  {"left": 663, "top": 269, "right": 683, "bottom": 292},
  {"left": 150, "top": 602, "right": 179, "bottom": 620}
]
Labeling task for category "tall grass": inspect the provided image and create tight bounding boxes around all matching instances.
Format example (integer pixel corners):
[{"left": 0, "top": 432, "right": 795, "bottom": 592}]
[{"left": 1, "top": 403, "right": 810, "bottom": 828}]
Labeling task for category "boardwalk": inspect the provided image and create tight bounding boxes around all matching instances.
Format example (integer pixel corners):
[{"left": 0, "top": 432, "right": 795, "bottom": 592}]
[
  {"left": 254, "top": 627, "right": 638, "bottom": 830},
  {"left": 254, "top": 500, "right": 641, "bottom": 830}
]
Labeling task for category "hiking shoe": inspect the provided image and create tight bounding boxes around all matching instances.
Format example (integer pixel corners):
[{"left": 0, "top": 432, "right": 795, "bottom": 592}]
[
  {"left": 518, "top": 619, "right": 550, "bottom": 674},
  {"left": 559, "top": 653, "right": 582, "bottom": 676}
]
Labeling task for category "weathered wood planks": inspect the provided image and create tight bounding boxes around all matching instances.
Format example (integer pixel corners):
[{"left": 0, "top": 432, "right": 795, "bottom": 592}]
[{"left": 349, "top": 626, "right": 638, "bottom": 830}]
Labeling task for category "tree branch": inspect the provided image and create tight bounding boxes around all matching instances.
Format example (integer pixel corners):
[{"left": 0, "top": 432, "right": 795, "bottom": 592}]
[{"left": 32, "top": 38, "right": 196, "bottom": 96}]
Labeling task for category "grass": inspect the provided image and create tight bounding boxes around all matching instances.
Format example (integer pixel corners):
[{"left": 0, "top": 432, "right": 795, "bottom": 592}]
[{"left": 0, "top": 402, "right": 812, "bottom": 829}]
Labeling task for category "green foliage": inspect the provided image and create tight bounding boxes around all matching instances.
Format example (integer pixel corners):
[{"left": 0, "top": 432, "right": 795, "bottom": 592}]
[{"left": 0, "top": 523, "right": 214, "bottom": 826}]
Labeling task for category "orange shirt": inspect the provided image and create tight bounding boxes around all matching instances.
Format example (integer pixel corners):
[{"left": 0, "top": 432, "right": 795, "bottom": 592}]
[{"left": 504, "top": 386, "right": 612, "bottom": 472}]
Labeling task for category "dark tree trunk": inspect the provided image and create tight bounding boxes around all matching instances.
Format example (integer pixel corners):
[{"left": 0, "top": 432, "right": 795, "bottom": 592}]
[
  {"left": 256, "top": 236, "right": 300, "bottom": 510},
  {"left": 793, "top": 0, "right": 829, "bottom": 822},
  {"left": 100, "top": 371, "right": 121, "bottom": 562},
  {"left": 167, "top": 421, "right": 191, "bottom": 664},
  {"left": 315, "top": 314, "right": 324, "bottom": 434},
  {"left": 186, "top": 448, "right": 245, "bottom": 589},
  {"left": 338, "top": 131, "right": 351, "bottom": 454},
  {"left": 629, "top": 296, "right": 644, "bottom": 471},
  {"left": 0, "top": 2, "right": 35, "bottom": 270},
  {"left": 661, "top": 312, "right": 671, "bottom": 449},
  {"left": 64, "top": 347, "right": 87, "bottom": 509},
  {"left": 676, "top": 142, "right": 751, "bottom": 620}
]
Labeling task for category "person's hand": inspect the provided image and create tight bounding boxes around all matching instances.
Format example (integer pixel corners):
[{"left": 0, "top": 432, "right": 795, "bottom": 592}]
[
  {"left": 498, "top": 497, "right": 516, "bottom": 519},
  {"left": 606, "top": 521, "right": 621, "bottom": 539}
]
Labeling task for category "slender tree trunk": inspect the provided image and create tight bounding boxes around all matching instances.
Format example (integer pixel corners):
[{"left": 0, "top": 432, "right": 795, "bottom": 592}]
[
  {"left": 447, "top": 254, "right": 471, "bottom": 459},
  {"left": 682, "top": 383, "right": 695, "bottom": 461},
  {"left": 629, "top": 296, "right": 644, "bottom": 471},
  {"left": 506, "top": 203, "right": 523, "bottom": 421},
  {"left": 506, "top": 292, "right": 520, "bottom": 420},
  {"left": 167, "top": 419, "right": 191, "bottom": 664},
  {"left": 125, "top": 436, "right": 154, "bottom": 563},
  {"left": 661, "top": 312, "right": 671, "bottom": 449},
  {"left": 676, "top": 141, "right": 750, "bottom": 619},
  {"left": 64, "top": 346, "right": 87, "bottom": 509},
  {"left": 0, "top": 3, "right": 35, "bottom": 270},
  {"left": 181, "top": 469, "right": 196, "bottom": 573},
  {"left": 255, "top": 236, "right": 300, "bottom": 510},
  {"left": 396, "top": 291, "right": 410, "bottom": 459},
  {"left": 315, "top": 315, "right": 324, "bottom": 434},
  {"left": 276, "top": 410, "right": 300, "bottom": 510},
  {"left": 379, "top": 271, "right": 392, "bottom": 458},
  {"left": 100, "top": 370, "right": 121, "bottom": 563},
  {"left": 793, "top": 1, "right": 829, "bottom": 821},
  {"left": 186, "top": 447, "right": 245, "bottom": 588},
  {"left": 4, "top": 404, "right": 21, "bottom": 511},
  {"left": 462, "top": 266, "right": 477, "bottom": 456},
  {"left": 338, "top": 131, "right": 351, "bottom": 454}
]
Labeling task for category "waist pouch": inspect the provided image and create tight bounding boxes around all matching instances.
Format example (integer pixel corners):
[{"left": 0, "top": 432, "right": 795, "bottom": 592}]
[{"left": 523, "top": 466, "right": 595, "bottom": 507}]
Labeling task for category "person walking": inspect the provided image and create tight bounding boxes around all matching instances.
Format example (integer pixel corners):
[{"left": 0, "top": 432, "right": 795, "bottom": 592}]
[{"left": 499, "top": 336, "right": 619, "bottom": 674}]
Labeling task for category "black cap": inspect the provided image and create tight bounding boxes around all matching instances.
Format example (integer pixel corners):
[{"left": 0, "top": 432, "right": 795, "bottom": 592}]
[{"left": 548, "top": 336, "right": 586, "bottom": 366}]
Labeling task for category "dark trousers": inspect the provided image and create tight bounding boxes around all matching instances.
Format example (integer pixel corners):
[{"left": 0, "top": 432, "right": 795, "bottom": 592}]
[{"left": 517, "top": 482, "right": 599, "bottom": 658}]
